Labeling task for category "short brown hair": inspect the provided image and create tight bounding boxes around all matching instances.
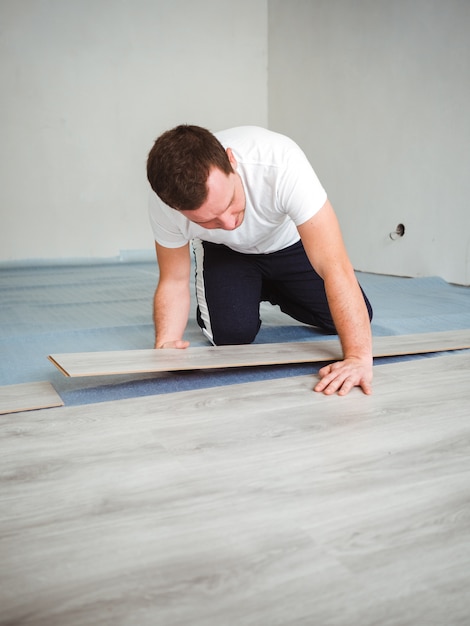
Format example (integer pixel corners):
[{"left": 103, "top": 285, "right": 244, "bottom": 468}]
[{"left": 147, "top": 125, "right": 233, "bottom": 211}]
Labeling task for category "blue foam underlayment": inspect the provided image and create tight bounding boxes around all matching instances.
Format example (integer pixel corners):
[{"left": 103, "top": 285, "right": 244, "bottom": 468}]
[{"left": 1, "top": 261, "right": 469, "bottom": 405}]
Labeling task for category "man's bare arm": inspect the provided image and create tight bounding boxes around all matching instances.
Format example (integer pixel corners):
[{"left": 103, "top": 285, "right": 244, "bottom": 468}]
[
  {"left": 297, "top": 200, "right": 373, "bottom": 396},
  {"left": 153, "top": 242, "right": 191, "bottom": 349}
]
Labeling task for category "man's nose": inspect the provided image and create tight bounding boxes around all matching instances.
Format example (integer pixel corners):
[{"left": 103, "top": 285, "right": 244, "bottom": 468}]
[{"left": 219, "top": 212, "right": 237, "bottom": 230}]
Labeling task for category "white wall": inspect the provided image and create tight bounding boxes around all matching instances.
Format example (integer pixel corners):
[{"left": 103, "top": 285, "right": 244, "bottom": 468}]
[
  {"left": 0, "top": 0, "right": 267, "bottom": 263},
  {"left": 3, "top": 1, "right": 469, "bottom": 285},
  {"left": 269, "top": 0, "right": 470, "bottom": 285}
]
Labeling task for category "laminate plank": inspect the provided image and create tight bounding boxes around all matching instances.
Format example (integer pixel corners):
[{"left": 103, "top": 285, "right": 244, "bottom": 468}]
[
  {"left": 1, "top": 353, "right": 470, "bottom": 625},
  {"left": 48, "top": 327, "right": 470, "bottom": 377},
  {"left": 0, "top": 381, "right": 63, "bottom": 415}
]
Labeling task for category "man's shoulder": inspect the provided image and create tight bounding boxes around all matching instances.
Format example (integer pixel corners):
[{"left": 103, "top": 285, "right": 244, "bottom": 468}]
[
  {"left": 215, "top": 125, "right": 293, "bottom": 143},
  {"left": 215, "top": 125, "right": 271, "bottom": 138},
  {"left": 215, "top": 126, "right": 300, "bottom": 163}
]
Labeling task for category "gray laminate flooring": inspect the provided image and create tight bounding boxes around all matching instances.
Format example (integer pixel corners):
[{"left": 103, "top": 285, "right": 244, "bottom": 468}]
[
  {"left": 1, "top": 352, "right": 470, "bottom": 625},
  {"left": 47, "top": 328, "right": 470, "bottom": 378},
  {"left": 0, "top": 381, "right": 63, "bottom": 414}
]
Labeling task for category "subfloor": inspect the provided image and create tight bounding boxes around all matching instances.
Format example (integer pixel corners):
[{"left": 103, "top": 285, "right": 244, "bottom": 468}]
[
  {"left": 1, "top": 262, "right": 470, "bottom": 625},
  {"left": 1, "top": 261, "right": 470, "bottom": 403}
]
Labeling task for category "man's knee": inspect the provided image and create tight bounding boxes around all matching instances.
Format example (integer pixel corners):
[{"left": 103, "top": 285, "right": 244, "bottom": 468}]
[
  {"left": 211, "top": 323, "right": 260, "bottom": 346},
  {"left": 197, "top": 306, "right": 261, "bottom": 345}
]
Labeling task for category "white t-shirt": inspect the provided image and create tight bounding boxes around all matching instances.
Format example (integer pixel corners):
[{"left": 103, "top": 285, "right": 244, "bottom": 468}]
[{"left": 148, "top": 126, "right": 327, "bottom": 254}]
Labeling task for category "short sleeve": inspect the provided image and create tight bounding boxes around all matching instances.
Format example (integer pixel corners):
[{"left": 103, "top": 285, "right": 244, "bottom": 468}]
[
  {"left": 276, "top": 146, "right": 327, "bottom": 226},
  {"left": 148, "top": 191, "right": 190, "bottom": 248}
]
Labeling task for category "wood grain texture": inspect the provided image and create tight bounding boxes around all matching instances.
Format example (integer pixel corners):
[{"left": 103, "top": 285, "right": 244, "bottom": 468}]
[
  {"left": 0, "top": 381, "right": 63, "bottom": 415},
  {"left": 1, "top": 353, "right": 470, "bottom": 625},
  {"left": 48, "top": 328, "right": 470, "bottom": 377}
]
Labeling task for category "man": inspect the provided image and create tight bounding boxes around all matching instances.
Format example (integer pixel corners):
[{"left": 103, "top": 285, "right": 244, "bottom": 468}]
[{"left": 147, "top": 125, "right": 373, "bottom": 396}]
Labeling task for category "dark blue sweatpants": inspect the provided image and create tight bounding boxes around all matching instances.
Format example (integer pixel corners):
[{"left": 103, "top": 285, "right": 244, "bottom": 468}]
[{"left": 194, "top": 239, "right": 373, "bottom": 346}]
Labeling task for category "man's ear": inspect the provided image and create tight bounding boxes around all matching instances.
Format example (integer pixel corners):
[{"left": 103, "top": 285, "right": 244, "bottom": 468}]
[{"left": 226, "top": 147, "right": 237, "bottom": 170}]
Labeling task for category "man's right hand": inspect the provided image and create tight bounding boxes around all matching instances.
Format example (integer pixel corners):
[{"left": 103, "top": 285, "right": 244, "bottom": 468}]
[{"left": 156, "top": 340, "right": 190, "bottom": 349}]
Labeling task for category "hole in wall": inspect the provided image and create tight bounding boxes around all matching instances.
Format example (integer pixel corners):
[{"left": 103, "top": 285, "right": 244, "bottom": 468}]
[{"left": 390, "top": 223, "right": 405, "bottom": 240}]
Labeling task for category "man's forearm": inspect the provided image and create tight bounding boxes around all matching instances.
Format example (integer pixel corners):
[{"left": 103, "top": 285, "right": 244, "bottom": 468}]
[
  {"left": 325, "top": 272, "right": 372, "bottom": 362},
  {"left": 312, "top": 272, "right": 373, "bottom": 395},
  {"left": 153, "top": 282, "right": 191, "bottom": 348}
]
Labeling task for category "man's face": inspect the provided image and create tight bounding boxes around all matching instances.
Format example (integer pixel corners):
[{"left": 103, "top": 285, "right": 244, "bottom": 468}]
[{"left": 179, "top": 149, "right": 246, "bottom": 230}]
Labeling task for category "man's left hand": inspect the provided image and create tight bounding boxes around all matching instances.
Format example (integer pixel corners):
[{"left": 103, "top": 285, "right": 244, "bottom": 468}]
[{"left": 314, "top": 357, "right": 373, "bottom": 396}]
